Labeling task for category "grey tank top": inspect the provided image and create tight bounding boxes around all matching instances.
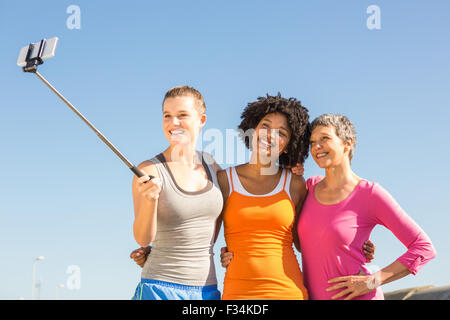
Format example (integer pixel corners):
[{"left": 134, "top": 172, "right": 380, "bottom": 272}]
[{"left": 141, "top": 151, "right": 223, "bottom": 286}]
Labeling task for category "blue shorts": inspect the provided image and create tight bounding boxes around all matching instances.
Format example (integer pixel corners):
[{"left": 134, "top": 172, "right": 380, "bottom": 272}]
[{"left": 132, "top": 279, "right": 221, "bottom": 300}]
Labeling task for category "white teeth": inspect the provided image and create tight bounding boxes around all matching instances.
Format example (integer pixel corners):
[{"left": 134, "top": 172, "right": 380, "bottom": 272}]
[
  {"left": 317, "top": 153, "right": 328, "bottom": 158},
  {"left": 259, "top": 138, "right": 273, "bottom": 147},
  {"left": 171, "top": 129, "right": 184, "bottom": 135}
]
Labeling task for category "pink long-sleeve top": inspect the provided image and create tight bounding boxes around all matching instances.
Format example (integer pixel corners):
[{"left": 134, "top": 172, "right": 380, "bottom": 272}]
[{"left": 297, "top": 176, "right": 436, "bottom": 300}]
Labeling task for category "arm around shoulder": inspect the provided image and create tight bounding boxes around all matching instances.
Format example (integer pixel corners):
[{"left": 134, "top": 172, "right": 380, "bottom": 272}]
[
  {"left": 212, "top": 169, "right": 230, "bottom": 243},
  {"left": 216, "top": 169, "right": 230, "bottom": 203},
  {"left": 290, "top": 174, "right": 308, "bottom": 253}
]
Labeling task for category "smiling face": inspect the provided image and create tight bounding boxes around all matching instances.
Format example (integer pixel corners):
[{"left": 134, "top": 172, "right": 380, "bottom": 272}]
[
  {"left": 251, "top": 112, "right": 291, "bottom": 159},
  {"left": 309, "top": 125, "right": 353, "bottom": 169},
  {"left": 162, "top": 96, "right": 206, "bottom": 146}
]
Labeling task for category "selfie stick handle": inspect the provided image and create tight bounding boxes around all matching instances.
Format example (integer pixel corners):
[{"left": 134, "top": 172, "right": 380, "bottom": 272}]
[{"left": 33, "top": 71, "right": 153, "bottom": 179}]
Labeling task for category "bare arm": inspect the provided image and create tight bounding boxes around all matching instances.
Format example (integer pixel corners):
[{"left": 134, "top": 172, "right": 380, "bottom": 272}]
[
  {"left": 373, "top": 260, "right": 411, "bottom": 287},
  {"left": 290, "top": 174, "right": 308, "bottom": 253},
  {"left": 214, "top": 167, "right": 229, "bottom": 244},
  {"left": 132, "top": 161, "right": 161, "bottom": 247},
  {"left": 217, "top": 168, "right": 235, "bottom": 268},
  {"left": 206, "top": 154, "right": 226, "bottom": 244}
]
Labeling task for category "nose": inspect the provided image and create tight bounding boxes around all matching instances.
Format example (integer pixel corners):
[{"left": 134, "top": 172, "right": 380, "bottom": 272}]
[
  {"left": 270, "top": 129, "right": 282, "bottom": 144},
  {"left": 311, "top": 141, "right": 322, "bottom": 150},
  {"left": 265, "top": 130, "right": 278, "bottom": 145},
  {"left": 172, "top": 117, "right": 180, "bottom": 125}
]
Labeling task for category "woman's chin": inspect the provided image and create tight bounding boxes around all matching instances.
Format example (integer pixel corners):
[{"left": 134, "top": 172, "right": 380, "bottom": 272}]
[
  {"left": 168, "top": 135, "right": 191, "bottom": 145},
  {"left": 254, "top": 152, "right": 281, "bottom": 166},
  {"left": 314, "top": 159, "right": 331, "bottom": 169}
]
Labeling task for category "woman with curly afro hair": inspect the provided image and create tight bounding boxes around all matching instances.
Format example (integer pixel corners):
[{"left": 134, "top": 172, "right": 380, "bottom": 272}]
[
  {"left": 237, "top": 93, "right": 311, "bottom": 168},
  {"left": 216, "top": 93, "right": 311, "bottom": 299}
]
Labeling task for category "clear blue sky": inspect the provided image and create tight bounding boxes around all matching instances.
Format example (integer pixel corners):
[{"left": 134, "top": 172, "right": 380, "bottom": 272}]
[{"left": 0, "top": 0, "right": 449, "bottom": 299}]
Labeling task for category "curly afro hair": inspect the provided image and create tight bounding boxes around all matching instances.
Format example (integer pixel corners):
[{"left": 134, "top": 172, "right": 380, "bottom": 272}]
[{"left": 238, "top": 93, "right": 311, "bottom": 167}]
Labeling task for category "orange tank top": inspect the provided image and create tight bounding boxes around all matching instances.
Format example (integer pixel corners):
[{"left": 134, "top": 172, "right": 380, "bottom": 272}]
[{"left": 222, "top": 167, "right": 308, "bottom": 300}]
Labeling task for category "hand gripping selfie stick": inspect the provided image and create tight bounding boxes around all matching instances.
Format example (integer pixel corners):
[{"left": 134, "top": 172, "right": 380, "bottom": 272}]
[{"left": 18, "top": 38, "right": 153, "bottom": 180}]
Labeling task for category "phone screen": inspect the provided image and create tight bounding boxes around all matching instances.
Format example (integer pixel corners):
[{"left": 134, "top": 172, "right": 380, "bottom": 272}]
[{"left": 17, "top": 37, "right": 59, "bottom": 67}]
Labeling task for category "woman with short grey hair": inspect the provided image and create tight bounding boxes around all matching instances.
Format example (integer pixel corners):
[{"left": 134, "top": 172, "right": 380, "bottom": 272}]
[
  {"left": 297, "top": 113, "right": 436, "bottom": 300},
  {"left": 310, "top": 114, "right": 357, "bottom": 161}
]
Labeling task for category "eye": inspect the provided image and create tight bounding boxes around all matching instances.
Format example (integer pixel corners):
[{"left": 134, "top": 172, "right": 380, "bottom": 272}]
[{"left": 164, "top": 114, "right": 171, "bottom": 118}]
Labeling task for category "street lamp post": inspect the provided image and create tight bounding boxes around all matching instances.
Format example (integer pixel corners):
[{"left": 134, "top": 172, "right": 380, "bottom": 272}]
[
  {"left": 56, "top": 284, "right": 64, "bottom": 300},
  {"left": 31, "top": 256, "right": 45, "bottom": 300}
]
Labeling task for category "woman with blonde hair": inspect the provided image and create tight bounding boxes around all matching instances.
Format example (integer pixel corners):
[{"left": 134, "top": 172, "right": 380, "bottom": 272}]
[{"left": 131, "top": 86, "right": 223, "bottom": 300}]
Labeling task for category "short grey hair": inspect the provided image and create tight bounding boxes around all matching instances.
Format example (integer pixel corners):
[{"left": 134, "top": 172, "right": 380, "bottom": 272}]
[{"left": 310, "top": 114, "right": 357, "bottom": 161}]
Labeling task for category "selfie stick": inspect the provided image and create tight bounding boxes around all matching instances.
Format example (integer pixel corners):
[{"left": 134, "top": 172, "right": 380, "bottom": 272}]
[{"left": 22, "top": 40, "right": 153, "bottom": 180}]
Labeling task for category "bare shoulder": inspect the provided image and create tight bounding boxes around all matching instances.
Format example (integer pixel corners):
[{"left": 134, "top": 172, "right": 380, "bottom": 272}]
[
  {"left": 290, "top": 173, "right": 306, "bottom": 189},
  {"left": 290, "top": 173, "right": 307, "bottom": 198},
  {"left": 287, "top": 173, "right": 307, "bottom": 211},
  {"left": 201, "top": 151, "right": 221, "bottom": 173},
  {"left": 134, "top": 160, "right": 159, "bottom": 180},
  {"left": 216, "top": 169, "right": 230, "bottom": 199},
  {"left": 217, "top": 169, "right": 228, "bottom": 187}
]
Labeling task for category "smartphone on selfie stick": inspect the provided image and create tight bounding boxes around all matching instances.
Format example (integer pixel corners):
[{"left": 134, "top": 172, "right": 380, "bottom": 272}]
[{"left": 17, "top": 37, "right": 154, "bottom": 181}]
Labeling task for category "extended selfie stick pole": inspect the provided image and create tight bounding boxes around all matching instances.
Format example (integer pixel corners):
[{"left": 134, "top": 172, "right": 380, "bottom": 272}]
[{"left": 22, "top": 41, "right": 153, "bottom": 180}]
